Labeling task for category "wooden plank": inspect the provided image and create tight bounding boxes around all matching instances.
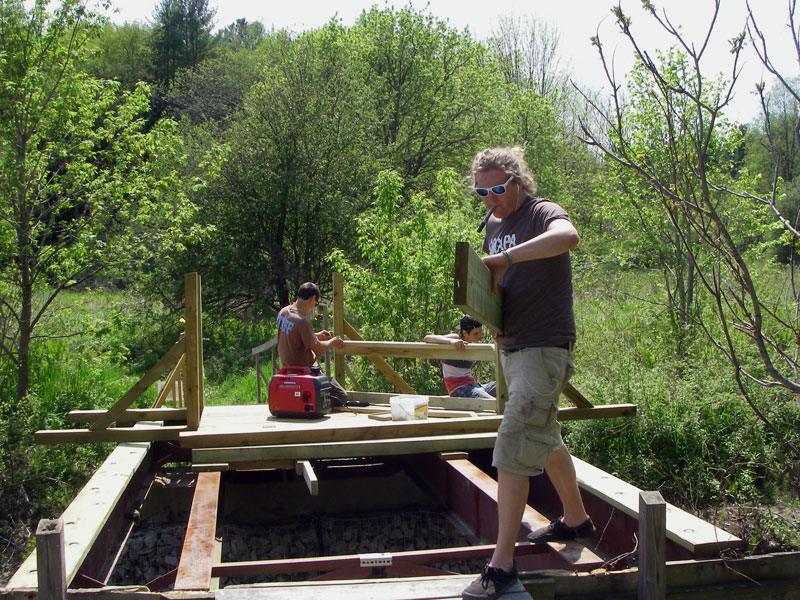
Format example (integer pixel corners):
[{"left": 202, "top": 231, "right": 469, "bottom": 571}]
[
  {"left": 556, "top": 404, "right": 636, "bottom": 421},
  {"left": 180, "top": 415, "right": 502, "bottom": 449},
  {"left": 151, "top": 353, "right": 186, "bottom": 408},
  {"left": 192, "top": 432, "right": 498, "bottom": 463},
  {"left": 68, "top": 408, "right": 187, "bottom": 424},
  {"left": 184, "top": 272, "right": 203, "bottom": 430},
  {"left": 333, "top": 272, "right": 345, "bottom": 385},
  {"left": 453, "top": 241, "right": 502, "bottom": 334},
  {"left": 36, "top": 426, "right": 187, "bottom": 445},
  {"left": 174, "top": 472, "right": 221, "bottom": 591},
  {"left": 89, "top": 338, "right": 185, "bottom": 431},
  {"left": 6, "top": 441, "right": 151, "bottom": 590},
  {"left": 215, "top": 574, "right": 534, "bottom": 600},
  {"left": 639, "top": 491, "right": 666, "bottom": 600},
  {"left": 494, "top": 336, "right": 508, "bottom": 414},
  {"left": 342, "top": 320, "right": 416, "bottom": 395},
  {"left": 340, "top": 340, "right": 496, "bottom": 361},
  {"left": 563, "top": 382, "right": 593, "bottom": 408},
  {"left": 550, "top": 552, "right": 800, "bottom": 597},
  {"left": 347, "top": 390, "right": 496, "bottom": 412},
  {"left": 295, "top": 460, "right": 319, "bottom": 496},
  {"left": 572, "top": 456, "right": 742, "bottom": 554},
  {"left": 343, "top": 360, "right": 362, "bottom": 392},
  {"left": 36, "top": 519, "right": 66, "bottom": 600},
  {"left": 251, "top": 337, "right": 277, "bottom": 356}
]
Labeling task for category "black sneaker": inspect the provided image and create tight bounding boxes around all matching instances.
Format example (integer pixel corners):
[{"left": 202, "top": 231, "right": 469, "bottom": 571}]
[
  {"left": 527, "top": 517, "right": 595, "bottom": 544},
  {"left": 462, "top": 562, "right": 518, "bottom": 600}
]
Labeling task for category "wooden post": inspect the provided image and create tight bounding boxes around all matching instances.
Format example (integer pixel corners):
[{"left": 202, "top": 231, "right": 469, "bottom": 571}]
[
  {"left": 36, "top": 518, "right": 66, "bottom": 600},
  {"left": 184, "top": 273, "right": 204, "bottom": 430},
  {"left": 638, "top": 491, "right": 666, "bottom": 600},
  {"left": 333, "top": 272, "right": 345, "bottom": 385},
  {"left": 494, "top": 342, "right": 508, "bottom": 414},
  {"left": 322, "top": 304, "right": 331, "bottom": 376}
]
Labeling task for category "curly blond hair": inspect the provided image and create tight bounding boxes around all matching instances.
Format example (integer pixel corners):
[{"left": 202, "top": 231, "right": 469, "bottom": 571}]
[{"left": 471, "top": 146, "right": 537, "bottom": 196}]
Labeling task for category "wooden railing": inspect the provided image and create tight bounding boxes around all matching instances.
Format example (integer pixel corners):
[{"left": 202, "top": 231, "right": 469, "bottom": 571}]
[{"left": 36, "top": 272, "right": 205, "bottom": 444}]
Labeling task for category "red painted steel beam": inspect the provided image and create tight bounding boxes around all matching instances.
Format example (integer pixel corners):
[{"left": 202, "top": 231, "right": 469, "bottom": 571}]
[{"left": 174, "top": 471, "right": 221, "bottom": 591}]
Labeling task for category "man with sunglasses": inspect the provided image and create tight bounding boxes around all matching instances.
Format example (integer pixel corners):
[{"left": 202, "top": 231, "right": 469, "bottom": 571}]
[{"left": 462, "top": 147, "right": 593, "bottom": 600}]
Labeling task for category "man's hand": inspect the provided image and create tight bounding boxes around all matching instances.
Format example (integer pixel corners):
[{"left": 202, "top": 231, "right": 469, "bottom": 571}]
[
  {"left": 329, "top": 335, "right": 344, "bottom": 349},
  {"left": 452, "top": 338, "right": 467, "bottom": 350},
  {"left": 482, "top": 254, "right": 510, "bottom": 294},
  {"left": 316, "top": 329, "right": 332, "bottom": 341}
]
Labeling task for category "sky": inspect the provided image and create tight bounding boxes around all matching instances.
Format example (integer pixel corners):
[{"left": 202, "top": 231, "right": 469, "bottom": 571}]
[{"left": 99, "top": 0, "right": 798, "bottom": 123}]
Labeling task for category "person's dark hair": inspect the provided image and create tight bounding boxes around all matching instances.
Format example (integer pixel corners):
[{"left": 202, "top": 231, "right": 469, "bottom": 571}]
[
  {"left": 297, "top": 282, "right": 320, "bottom": 301},
  {"left": 471, "top": 146, "right": 537, "bottom": 196},
  {"left": 460, "top": 315, "right": 482, "bottom": 336}
]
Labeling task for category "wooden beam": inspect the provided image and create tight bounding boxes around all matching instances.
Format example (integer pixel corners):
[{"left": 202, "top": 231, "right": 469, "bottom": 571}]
[
  {"left": 347, "top": 390, "right": 496, "bottom": 412},
  {"left": 343, "top": 360, "right": 362, "bottom": 392},
  {"left": 192, "top": 432, "right": 498, "bottom": 463},
  {"left": 295, "top": 461, "right": 319, "bottom": 496},
  {"left": 563, "top": 382, "right": 593, "bottom": 408},
  {"left": 251, "top": 337, "right": 277, "bottom": 356},
  {"left": 342, "top": 320, "right": 415, "bottom": 394},
  {"left": 36, "top": 519, "right": 66, "bottom": 600},
  {"left": 557, "top": 404, "right": 636, "bottom": 421},
  {"left": 89, "top": 338, "right": 185, "bottom": 431},
  {"left": 184, "top": 272, "right": 204, "bottom": 430},
  {"left": 6, "top": 441, "right": 151, "bottom": 590},
  {"left": 639, "top": 491, "right": 666, "bottom": 600},
  {"left": 151, "top": 353, "right": 186, "bottom": 409},
  {"left": 340, "top": 340, "right": 496, "bottom": 361},
  {"left": 453, "top": 241, "right": 502, "bottom": 334},
  {"left": 174, "top": 472, "right": 221, "bottom": 591},
  {"left": 572, "top": 456, "right": 742, "bottom": 554},
  {"left": 333, "top": 272, "right": 345, "bottom": 385},
  {"left": 36, "top": 426, "right": 186, "bottom": 445},
  {"left": 68, "top": 408, "right": 187, "bottom": 425},
  {"left": 180, "top": 416, "right": 502, "bottom": 449}
]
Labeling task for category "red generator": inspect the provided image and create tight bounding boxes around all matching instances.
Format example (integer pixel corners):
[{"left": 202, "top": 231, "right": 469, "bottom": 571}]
[{"left": 268, "top": 366, "right": 331, "bottom": 418}]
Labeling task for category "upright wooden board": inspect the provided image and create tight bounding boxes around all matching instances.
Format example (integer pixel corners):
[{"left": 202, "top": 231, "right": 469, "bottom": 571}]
[{"left": 453, "top": 242, "right": 502, "bottom": 335}]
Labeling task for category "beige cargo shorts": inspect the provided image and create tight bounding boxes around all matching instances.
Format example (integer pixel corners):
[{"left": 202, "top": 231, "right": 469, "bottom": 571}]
[{"left": 492, "top": 345, "right": 574, "bottom": 477}]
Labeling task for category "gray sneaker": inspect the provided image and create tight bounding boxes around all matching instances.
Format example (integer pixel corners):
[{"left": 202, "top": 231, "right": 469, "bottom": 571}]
[
  {"left": 527, "top": 517, "right": 595, "bottom": 544},
  {"left": 462, "top": 562, "right": 518, "bottom": 600}
]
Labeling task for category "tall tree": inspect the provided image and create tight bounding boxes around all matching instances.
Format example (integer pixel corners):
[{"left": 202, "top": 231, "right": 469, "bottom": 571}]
[
  {"left": 184, "top": 25, "right": 372, "bottom": 313},
  {"left": 215, "top": 18, "right": 266, "bottom": 51},
  {"left": 150, "top": 0, "right": 216, "bottom": 84},
  {"left": 0, "top": 0, "right": 192, "bottom": 404},
  {"left": 351, "top": 7, "right": 501, "bottom": 190}
]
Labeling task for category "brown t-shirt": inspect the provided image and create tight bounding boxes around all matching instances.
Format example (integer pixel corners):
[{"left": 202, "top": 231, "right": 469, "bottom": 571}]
[
  {"left": 276, "top": 304, "right": 318, "bottom": 367},
  {"left": 482, "top": 196, "right": 576, "bottom": 351}
]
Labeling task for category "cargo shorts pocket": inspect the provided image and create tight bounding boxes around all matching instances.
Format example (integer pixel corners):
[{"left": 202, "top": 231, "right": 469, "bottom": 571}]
[{"left": 515, "top": 426, "right": 557, "bottom": 471}]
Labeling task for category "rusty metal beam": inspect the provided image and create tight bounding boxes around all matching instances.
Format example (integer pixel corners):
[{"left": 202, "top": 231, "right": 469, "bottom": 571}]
[
  {"left": 403, "top": 454, "right": 605, "bottom": 572},
  {"left": 174, "top": 472, "right": 221, "bottom": 591}
]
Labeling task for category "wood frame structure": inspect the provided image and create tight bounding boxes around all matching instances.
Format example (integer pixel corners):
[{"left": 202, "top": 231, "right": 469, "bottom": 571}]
[
  {"left": 18, "top": 265, "right": 798, "bottom": 600},
  {"left": 33, "top": 273, "right": 204, "bottom": 444}
]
